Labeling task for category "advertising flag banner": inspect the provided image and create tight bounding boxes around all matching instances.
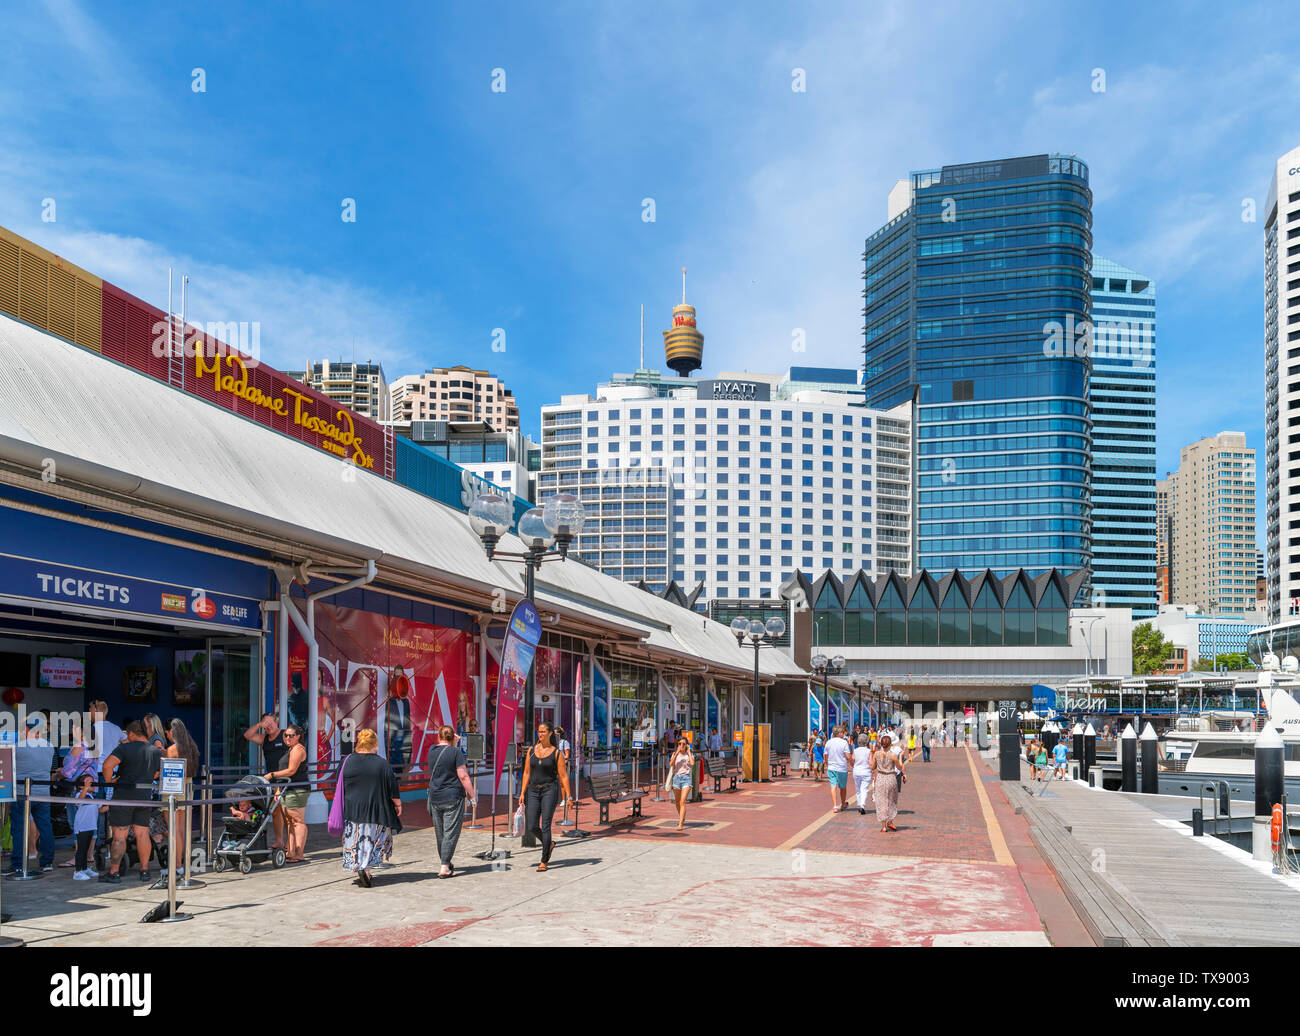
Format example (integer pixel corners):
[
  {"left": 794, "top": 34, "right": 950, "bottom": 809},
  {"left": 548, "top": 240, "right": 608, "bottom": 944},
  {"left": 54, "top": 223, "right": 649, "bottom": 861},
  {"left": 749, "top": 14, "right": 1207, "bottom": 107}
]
[
  {"left": 493, "top": 599, "right": 543, "bottom": 788},
  {"left": 809, "top": 688, "right": 822, "bottom": 732}
]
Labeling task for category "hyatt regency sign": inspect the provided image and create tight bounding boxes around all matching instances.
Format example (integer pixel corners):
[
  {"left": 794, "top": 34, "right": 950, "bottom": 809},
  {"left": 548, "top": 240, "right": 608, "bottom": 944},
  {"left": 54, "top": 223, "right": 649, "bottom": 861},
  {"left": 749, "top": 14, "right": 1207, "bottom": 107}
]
[{"left": 697, "top": 379, "right": 771, "bottom": 402}]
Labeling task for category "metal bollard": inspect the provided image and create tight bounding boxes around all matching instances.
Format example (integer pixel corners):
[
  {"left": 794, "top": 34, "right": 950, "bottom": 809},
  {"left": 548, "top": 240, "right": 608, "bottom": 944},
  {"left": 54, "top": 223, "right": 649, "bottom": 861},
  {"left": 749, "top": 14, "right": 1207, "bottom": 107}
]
[
  {"left": 1088, "top": 770, "right": 1096, "bottom": 788},
  {"left": 1120, "top": 724, "right": 1137, "bottom": 793},
  {"left": 1140, "top": 723, "right": 1159, "bottom": 795},
  {"left": 1192, "top": 807, "right": 1204, "bottom": 836},
  {"left": 1255, "top": 726, "right": 1284, "bottom": 862}
]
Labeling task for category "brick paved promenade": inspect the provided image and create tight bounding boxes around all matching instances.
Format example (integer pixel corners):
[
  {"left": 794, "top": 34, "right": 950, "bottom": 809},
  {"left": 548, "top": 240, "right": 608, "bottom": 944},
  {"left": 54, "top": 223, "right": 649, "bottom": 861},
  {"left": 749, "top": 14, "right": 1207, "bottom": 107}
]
[{"left": 0, "top": 745, "right": 1090, "bottom": 946}]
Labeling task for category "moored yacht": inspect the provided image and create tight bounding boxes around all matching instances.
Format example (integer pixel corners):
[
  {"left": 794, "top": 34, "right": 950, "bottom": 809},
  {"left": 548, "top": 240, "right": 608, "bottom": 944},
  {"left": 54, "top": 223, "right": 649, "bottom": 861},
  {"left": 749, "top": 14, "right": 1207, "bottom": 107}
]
[{"left": 1157, "top": 657, "right": 1300, "bottom": 801}]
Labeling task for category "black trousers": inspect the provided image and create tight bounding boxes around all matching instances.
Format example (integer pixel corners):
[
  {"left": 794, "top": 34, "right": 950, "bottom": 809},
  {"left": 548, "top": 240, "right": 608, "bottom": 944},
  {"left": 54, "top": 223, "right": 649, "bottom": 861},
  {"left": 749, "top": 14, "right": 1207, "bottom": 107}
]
[
  {"left": 524, "top": 782, "right": 560, "bottom": 863},
  {"left": 75, "top": 830, "right": 95, "bottom": 870}
]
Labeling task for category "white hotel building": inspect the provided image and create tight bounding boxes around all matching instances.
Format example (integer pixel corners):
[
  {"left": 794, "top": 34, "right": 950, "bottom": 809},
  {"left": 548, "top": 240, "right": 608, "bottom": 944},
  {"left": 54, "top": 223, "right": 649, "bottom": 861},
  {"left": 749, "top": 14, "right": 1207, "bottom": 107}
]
[
  {"left": 1265, "top": 143, "right": 1300, "bottom": 626},
  {"left": 537, "top": 373, "right": 912, "bottom": 607}
]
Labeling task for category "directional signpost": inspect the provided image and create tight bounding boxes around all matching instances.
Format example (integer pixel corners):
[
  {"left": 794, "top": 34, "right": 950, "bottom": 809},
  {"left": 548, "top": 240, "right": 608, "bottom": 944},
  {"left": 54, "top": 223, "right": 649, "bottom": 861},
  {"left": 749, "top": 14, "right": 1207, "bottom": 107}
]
[{"left": 998, "top": 699, "right": 1020, "bottom": 781}]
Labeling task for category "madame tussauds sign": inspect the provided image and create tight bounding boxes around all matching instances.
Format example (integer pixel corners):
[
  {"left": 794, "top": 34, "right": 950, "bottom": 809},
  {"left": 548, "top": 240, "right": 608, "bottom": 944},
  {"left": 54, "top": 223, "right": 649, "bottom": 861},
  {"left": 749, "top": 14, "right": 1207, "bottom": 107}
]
[{"left": 194, "top": 352, "right": 375, "bottom": 469}]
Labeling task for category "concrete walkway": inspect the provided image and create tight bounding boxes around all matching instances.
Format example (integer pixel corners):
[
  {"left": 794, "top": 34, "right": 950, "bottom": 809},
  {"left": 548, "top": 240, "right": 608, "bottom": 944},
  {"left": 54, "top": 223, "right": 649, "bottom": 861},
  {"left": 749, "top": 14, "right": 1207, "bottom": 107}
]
[{"left": 0, "top": 746, "right": 1085, "bottom": 946}]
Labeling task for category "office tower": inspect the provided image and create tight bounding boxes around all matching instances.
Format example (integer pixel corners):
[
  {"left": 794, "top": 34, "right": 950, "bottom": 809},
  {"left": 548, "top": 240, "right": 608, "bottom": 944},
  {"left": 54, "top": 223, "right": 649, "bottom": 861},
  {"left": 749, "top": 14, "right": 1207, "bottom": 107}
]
[
  {"left": 1156, "top": 476, "right": 1172, "bottom": 604},
  {"left": 537, "top": 369, "right": 911, "bottom": 600},
  {"left": 1264, "top": 144, "right": 1300, "bottom": 624},
  {"left": 1088, "top": 257, "right": 1157, "bottom": 618},
  {"left": 289, "top": 359, "right": 390, "bottom": 421},
  {"left": 863, "top": 154, "right": 1093, "bottom": 582},
  {"left": 1170, "top": 432, "right": 1257, "bottom": 615},
  {"left": 389, "top": 365, "right": 519, "bottom": 429}
]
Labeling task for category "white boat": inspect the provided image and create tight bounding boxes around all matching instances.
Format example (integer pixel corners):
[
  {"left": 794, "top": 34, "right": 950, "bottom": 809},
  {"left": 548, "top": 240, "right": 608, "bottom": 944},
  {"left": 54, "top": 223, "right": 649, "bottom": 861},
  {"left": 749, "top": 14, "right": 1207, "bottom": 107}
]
[{"left": 1156, "top": 658, "right": 1300, "bottom": 801}]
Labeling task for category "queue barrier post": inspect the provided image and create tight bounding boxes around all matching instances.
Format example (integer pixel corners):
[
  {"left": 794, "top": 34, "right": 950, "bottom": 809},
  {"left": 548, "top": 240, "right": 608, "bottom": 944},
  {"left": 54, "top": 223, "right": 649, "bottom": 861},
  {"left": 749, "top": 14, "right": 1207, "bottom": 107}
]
[
  {"left": 205, "top": 765, "right": 213, "bottom": 857},
  {"left": 177, "top": 779, "right": 204, "bottom": 890},
  {"left": 463, "top": 761, "right": 485, "bottom": 830},
  {"left": 156, "top": 793, "right": 191, "bottom": 923},
  {"left": 9, "top": 780, "right": 41, "bottom": 881}
]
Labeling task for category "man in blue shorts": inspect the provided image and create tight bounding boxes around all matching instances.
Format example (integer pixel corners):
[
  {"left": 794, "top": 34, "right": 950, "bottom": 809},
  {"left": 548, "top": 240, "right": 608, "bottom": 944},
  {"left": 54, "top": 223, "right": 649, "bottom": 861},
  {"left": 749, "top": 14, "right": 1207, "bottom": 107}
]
[
  {"left": 823, "top": 725, "right": 852, "bottom": 813},
  {"left": 1052, "top": 737, "right": 1069, "bottom": 780}
]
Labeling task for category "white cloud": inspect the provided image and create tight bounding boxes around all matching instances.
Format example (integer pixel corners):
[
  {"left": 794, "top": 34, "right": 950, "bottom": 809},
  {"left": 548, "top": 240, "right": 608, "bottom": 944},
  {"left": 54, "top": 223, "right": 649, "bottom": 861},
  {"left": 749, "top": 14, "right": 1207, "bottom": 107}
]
[{"left": 7, "top": 222, "right": 440, "bottom": 379}]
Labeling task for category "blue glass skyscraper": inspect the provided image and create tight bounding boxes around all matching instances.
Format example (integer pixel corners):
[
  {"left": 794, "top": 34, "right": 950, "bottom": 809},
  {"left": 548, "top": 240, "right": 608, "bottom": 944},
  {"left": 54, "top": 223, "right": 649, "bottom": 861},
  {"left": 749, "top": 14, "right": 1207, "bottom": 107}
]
[
  {"left": 1088, "top": 257, "right": 1157, "bottom": 618},
  {"left": 863, "top": 154, "right": 1093, "bottom": 580}
]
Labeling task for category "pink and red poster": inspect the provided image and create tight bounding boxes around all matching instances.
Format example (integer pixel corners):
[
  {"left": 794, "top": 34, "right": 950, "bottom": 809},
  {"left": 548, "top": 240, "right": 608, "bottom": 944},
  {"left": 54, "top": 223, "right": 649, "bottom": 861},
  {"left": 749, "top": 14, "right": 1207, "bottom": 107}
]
[{"left": 286, "top": 603, "right": 478, "bottom": 778}]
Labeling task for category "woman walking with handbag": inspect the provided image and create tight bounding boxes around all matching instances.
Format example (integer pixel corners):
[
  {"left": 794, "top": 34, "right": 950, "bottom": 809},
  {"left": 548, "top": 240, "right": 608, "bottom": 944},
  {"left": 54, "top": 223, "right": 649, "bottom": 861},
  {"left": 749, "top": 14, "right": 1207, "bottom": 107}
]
[
  {"left": 516, "top": 722, "right": 574, "bottom": 872},
  {"left": 425, "top": 725, "right": 478, "bottom": 878},
  {"left": 336, "top": 729, "right": 402, "bottom": 888}
]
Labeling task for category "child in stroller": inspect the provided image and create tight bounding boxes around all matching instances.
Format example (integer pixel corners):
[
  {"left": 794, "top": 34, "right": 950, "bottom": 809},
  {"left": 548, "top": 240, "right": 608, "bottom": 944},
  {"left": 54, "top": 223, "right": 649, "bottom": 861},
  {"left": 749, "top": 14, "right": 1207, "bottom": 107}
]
[{"left": 213, "top": 774, "right": 288, "bottom": 874}]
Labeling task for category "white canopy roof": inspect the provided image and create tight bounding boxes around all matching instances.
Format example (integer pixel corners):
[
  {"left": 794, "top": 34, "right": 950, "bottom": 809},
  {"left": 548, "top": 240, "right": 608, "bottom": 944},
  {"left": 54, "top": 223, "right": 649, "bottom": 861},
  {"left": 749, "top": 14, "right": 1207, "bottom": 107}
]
[{"left": 0, "top": 312, "right": 803, "bottom": 683}]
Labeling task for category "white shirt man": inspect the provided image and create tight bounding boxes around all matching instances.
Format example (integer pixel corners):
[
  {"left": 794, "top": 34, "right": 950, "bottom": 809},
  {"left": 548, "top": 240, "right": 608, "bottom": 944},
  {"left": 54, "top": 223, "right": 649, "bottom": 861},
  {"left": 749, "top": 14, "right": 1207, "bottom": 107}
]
[{"left": 823, "top": 728, "right": 852, "bottom": 813}]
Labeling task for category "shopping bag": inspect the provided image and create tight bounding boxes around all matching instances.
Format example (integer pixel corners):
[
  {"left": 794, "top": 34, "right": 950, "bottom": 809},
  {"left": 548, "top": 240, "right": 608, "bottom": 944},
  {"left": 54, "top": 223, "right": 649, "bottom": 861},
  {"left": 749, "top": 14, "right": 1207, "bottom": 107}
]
[
  {"left": 511, "top": 804, "right": 525, "bottom": 838},
  {"left": 326, "top": 760, "right": 348, "bottom": 839}
]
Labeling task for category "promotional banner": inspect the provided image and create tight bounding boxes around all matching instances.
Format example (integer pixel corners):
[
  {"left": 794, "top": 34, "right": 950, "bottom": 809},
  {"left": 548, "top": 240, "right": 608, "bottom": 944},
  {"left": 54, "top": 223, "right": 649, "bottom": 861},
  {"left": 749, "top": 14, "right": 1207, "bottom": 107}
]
[
  {"left": 808, "top": 688, "right": 822, "bottom": 733},
  {"left": 286, "top": 602, "right": 478, "bottom": 778},
  {"left": 827, "top": 692, "right": 838, "bottom": 728},
  {"left": 592, "top": 664, "right": 609, "bottom": 748},
  {"left": 493, "top": 599, "right": 543, "bottom": 789},
  {"left": 706, "top": 688, "right": 720, "bottom": 738}
]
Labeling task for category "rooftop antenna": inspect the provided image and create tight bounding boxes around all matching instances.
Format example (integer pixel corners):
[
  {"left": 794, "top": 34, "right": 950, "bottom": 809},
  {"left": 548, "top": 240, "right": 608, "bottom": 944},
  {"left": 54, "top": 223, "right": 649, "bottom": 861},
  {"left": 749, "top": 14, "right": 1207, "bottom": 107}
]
[
  {"left": 639, "top": 304, "right": 644, "bottom": 370},
  {"left": 682, "top": 266, "right": 687, "bottom": 304}
]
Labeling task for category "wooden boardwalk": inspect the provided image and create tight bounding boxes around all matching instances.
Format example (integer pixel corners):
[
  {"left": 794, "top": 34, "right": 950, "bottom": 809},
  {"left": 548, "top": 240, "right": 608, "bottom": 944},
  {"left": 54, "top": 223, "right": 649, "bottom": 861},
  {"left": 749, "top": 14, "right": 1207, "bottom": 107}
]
[{"left": 994, "top": 754, "right": 1300, "bottom": 946}]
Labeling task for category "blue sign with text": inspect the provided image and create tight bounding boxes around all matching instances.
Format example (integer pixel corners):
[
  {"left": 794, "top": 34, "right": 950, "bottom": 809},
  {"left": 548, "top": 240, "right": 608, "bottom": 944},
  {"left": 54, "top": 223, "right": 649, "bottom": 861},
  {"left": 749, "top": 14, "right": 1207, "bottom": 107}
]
[{"left": 0, "top": 553, "right": 262, "bottom": 631}]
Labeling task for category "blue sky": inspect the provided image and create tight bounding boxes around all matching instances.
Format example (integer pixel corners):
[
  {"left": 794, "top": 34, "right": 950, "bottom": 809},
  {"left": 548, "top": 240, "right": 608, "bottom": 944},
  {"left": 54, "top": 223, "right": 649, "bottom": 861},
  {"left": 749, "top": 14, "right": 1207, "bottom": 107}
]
[{"left": 2, "top": 1, "right": 1298, "bottom": 541}]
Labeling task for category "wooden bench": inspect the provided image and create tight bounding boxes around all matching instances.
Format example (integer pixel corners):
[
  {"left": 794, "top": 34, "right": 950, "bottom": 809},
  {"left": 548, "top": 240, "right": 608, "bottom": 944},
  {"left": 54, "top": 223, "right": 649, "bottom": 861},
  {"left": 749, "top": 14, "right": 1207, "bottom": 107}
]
[
  {"left": 585, "top": 771, "right": 644, "bottom": 825},
  {"left": 769, "top": 750, "right": 789, "bottom": 778},
  {"left": 705, "top": 755, "right": 739, "bottom": 793}
]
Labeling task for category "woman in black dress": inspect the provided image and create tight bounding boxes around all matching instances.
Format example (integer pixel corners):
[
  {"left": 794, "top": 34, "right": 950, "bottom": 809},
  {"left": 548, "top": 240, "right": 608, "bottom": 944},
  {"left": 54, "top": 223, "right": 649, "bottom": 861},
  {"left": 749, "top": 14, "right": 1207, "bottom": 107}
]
[
  {"left": 516, "top": 721, "right": 574, "bottom": 872},
  {"left": 339, "top": 728, "right": 402, "bottom": 888}
]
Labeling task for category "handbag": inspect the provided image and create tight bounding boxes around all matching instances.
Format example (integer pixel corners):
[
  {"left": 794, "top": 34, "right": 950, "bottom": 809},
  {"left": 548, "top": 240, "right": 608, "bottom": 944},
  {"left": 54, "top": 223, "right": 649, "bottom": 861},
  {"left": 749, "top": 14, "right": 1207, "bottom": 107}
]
[{"left": 326, "top": 758, "right": 348, "bottom": 838}]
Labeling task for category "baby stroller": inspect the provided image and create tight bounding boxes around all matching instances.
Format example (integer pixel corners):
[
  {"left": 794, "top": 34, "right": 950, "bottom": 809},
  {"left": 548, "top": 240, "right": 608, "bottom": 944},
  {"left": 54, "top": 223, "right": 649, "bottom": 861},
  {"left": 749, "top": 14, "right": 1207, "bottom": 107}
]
[{"left": 213, "top": 775, "right": 288, "bottom": 874}]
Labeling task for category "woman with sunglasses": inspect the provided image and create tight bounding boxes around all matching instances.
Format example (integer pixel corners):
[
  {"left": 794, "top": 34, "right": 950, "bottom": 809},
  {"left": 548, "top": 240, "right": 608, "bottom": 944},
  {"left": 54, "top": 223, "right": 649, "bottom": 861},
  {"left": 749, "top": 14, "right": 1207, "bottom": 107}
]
[
  {"left": 516, "top": 721, "right": 573, "bottom": 872},
  {"left": 667, "top": 736, "right": 694, "bottom": 830},
  {"left": 265, "top": 723, "right": 310, "bottom": 862}
]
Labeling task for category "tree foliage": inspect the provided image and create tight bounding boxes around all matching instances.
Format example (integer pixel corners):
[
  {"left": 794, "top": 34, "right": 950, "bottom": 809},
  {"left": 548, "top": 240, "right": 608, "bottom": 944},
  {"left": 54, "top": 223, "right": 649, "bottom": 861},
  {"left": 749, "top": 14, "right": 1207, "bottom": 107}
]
[{"left": 1132, "top": 622, "right": 1175, "bottom": 674}]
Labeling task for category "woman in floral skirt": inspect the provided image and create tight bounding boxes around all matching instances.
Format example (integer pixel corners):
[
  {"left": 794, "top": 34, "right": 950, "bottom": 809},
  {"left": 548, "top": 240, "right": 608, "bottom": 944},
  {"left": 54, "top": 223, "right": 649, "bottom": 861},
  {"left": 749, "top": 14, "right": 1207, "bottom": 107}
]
[
  {"left": 870, "top": 733, "right": 905, "bottom": 833},
  {"left": 339, "top": 728, "right": 402, "bottom": 887}
]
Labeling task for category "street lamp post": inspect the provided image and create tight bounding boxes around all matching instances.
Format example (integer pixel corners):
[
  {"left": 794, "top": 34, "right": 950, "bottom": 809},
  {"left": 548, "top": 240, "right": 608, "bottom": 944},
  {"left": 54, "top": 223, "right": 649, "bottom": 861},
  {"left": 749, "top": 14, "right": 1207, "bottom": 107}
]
[
  {"left": 731, "top": 615, "right": 787, "bottom": 783},
  {"left": 810, "top": 653, "right": 845, "bottom": 734},
  {"left": 469, "top": 493, "right": 587, "bottom": 847}
]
